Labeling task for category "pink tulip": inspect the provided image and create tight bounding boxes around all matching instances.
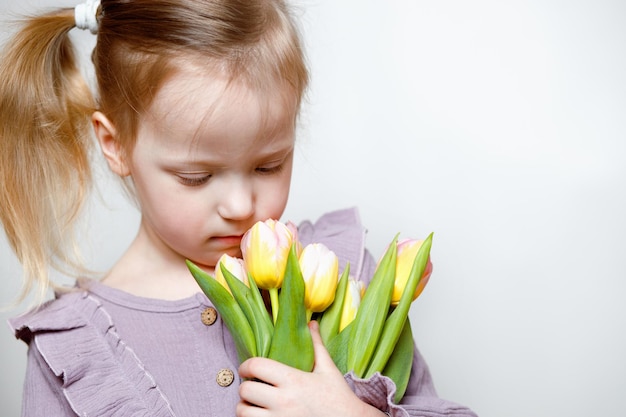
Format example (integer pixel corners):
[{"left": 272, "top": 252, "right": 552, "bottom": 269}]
[{"left": 391, "top": 239, "right": 433, "bottom": 306}]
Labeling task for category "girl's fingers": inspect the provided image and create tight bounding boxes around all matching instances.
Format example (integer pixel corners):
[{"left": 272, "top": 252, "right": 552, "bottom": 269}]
[
  {"left": 308, "top": 320, "right": 338, "bottom": 373},
  {"left": 238, "top": 356, "right": 293, "bottom": 387},
  {"left": 238, "top": 377, "right": 276, "bottom": 410}
]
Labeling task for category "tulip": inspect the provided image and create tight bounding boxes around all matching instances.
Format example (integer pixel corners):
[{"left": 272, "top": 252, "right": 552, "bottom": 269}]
[
  {"left": 241, "top": 219, "right": 293, "bottom": 288},
  {"left": 365, "top": 233, "right": 433, "bottom": 381},
  {"left": 391, "top": 239, "right": 433, "bottom": 306},
  {"left": 241, "top": 219, "right": 293, "bottom": 322},
  {"left": 339, "top": 277, "right": 365, "bottom": 331},
  {"left": 299, "top": 243, "right": 339, "bottom": 320},
  {"left": 215, "top": 254, "right": 248, "bottom": 294}
]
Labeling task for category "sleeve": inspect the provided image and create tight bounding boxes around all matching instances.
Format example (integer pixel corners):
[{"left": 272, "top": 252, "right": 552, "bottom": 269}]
[
  {"left": 21, "top": 339, "right": 78, "bottom": 417},
  {"left": 344, "top": 347, "right": 478, "bottom": 417},
  {"left": 10, "top": 292, "right": 176, "bottom": 417}
]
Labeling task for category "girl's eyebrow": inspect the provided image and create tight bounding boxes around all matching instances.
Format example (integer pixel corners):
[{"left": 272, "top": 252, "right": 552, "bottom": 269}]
[
  {"left": 255, "top": 143, "right": 295, "bottom": 158},
  {"left": 164, "top": 143, "right": 294, "bottom": 169}
]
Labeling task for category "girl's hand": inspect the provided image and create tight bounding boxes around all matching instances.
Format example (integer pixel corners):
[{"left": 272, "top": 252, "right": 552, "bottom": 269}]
[{"left": 236, "top": 321, "right": 387, "bottom": 417}]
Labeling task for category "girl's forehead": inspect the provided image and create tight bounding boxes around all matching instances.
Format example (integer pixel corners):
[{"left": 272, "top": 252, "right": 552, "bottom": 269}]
[
  {"left": 138, "top": 65, "right": 297, "bottom": 150},
  {"left": 151, "top": 65, "right": 296, "bottom": 127}
]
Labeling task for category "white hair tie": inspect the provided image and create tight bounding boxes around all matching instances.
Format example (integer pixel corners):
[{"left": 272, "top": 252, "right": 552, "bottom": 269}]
[{"left": 75, "top": 0, "right": 100, "bottom": 34}]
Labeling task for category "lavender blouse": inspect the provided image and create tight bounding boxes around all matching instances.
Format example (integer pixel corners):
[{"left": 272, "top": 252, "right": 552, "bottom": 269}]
[{"left": 10, "top": 208, "right": 477, "bottom": 417}]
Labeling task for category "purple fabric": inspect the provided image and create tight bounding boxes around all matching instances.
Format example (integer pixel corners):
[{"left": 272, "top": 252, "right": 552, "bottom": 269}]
[{"left": 9, "top": 207, "right": 477, "bottom": 417}]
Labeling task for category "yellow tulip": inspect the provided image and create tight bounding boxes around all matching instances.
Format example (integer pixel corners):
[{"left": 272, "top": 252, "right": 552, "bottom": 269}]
[
  {"left": 241, "top": 219, "right": 293, "bottom": 322},
  {"left": 391, "top": 239, "right": 433, "bottom": 306},
  {"left": 339, "top": 277, "right": 365, "bottom": 331},
  {"left": 299, "top": 243, "right": 339, "bottom": 318},
  {"left": 215, "top": 254, "right": 248, "bottom": 294},
  {"left": 241, "top": 219, "right": 293, "bottom": 289}
]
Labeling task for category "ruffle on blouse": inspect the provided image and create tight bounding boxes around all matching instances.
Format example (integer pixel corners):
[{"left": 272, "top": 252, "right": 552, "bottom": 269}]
[
  {"left": 10, "top": 291, "right": 176, "bottom": 417},
  {"left": 344, "top": 371, "right": 397, "bottom": 414},
  {"left": 345, "top": 372, "right": 477, "bottom": 417}
]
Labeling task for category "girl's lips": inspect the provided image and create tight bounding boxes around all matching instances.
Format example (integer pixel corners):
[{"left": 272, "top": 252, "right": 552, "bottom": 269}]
[{"left": 211, "top": 235, "right": 243, "bottom": 246}]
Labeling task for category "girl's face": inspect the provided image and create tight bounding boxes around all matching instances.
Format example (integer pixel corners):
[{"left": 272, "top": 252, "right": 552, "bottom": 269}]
[{"left": 126, "top": 66, "right": 296, "bottom": 271}]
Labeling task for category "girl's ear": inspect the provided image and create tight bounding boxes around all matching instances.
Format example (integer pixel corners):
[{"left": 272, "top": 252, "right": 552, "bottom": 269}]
[{"left": 92, "top": 111, "right": 131, "bottom": 177}]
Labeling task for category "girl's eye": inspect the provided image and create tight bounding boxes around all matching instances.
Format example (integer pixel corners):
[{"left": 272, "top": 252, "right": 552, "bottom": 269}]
[
  {"left": 177, "top": 174, "right": 211, "bottom": 186},
  {"left": 255, "top": 163, "right": 284, "bottom": 175}
]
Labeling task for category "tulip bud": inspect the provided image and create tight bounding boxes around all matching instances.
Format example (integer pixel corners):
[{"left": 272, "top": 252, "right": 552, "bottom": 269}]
[
  {"left": 299, "top": 243, "right": 339, "bottom": 316},
  {"left": 364, "top": 233, "right": 433, "bottom": 382},
  {"left": 339, "top": 278, "right": 365, "bottom": 331},
  {"left": 215, "top": 254, "right": 248, "bottom": 294},
  {"left": 391, "top": 239, "right": 433, "bottom": 306},
  {"left": 241, "top": 219, "right": 293, "bottom": 289}
]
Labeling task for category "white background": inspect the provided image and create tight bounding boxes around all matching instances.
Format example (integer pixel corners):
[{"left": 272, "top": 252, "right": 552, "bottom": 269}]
[{"left": 2, "top": 1, "right": 625, "bottom": 416}]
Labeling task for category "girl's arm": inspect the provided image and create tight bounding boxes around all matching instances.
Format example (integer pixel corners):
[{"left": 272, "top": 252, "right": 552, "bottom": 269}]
[
  {"left": 21, "top": 342, "right": 76, "bottom": 416},
  {"left": 344, "top": 342, "right": 478, "bottom": 417}
]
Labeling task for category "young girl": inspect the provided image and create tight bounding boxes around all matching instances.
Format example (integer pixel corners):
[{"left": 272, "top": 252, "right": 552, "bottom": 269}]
[{"left": 0, "top": 1, "right": 477, "bottom": 416}]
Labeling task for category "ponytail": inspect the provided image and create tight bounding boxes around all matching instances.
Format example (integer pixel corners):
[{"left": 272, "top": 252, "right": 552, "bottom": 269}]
[{"left": 0, "top": 9, "right": 96, "bottom": 305}]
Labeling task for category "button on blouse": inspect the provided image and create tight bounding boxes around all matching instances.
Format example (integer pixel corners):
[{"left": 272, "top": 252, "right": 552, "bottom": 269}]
[{"left": 201, "top": 307, "right": 218, "bottom": 326}]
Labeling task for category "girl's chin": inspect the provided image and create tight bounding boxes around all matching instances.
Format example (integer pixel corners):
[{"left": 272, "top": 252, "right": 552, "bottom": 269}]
[{"left": 190, "top": 248, "right": 242, "bottom": 270}]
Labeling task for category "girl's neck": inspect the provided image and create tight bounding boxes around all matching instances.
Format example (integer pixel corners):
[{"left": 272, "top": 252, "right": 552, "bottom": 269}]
[{"left": 100, "top": 222, "right": 207, "bottom": 300}]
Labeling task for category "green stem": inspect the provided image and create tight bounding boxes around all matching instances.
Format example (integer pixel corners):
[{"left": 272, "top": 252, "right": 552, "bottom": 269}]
[
  {"left": 306, "top": 309, "right": 313, "bottom": 322},
  {"left": 269, "top": 288, "right": 279, "bottom": 323}
]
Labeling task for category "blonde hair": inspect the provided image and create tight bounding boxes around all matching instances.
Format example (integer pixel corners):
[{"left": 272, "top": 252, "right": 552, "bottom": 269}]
[{"left": 0, "top": 0, "right": 309, "bottom": 305}]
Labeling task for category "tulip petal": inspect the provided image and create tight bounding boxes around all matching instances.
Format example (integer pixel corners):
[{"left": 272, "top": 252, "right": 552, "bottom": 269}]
[
  {"left": 242, "top": 220, "right": 292, "bottom": 290},
  {"left": 300, "top": 243, "right": 339, "bottom": 313},
  {"left": 339, "top": 278, "right": 363, "bottom": 332}
]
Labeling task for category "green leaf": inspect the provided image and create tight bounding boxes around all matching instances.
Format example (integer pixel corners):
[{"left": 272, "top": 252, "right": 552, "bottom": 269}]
[
  {"left": 365, "top": 233, "right": 433, "bottom": 377},
  {"left": 382, "top": 318, "right": 414, "bottom": 403},
  {"left": 325, "top": 321, "right": 354, "bottom": 374},
  {"left": 220, "top": 263, "right": 272, "bottom": 358},
  {"left": 347, "top": 235, "right": 398, "bottom": 377},
  {"left": 186, "top": 260, "right": 256, "bottom": 362},
  {"left": 246, "top": 273, "right": 274, "bottom": 356},
  {"left": 318, "top": 263, "right": 350, "bottom": 346},
  {"left": 267, "top": 244, "right": 314, "bottom": 371}
]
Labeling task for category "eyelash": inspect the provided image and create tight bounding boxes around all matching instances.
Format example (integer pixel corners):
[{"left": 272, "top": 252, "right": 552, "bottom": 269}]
[
  {"left": 178, "top": 175, "right": 211, "bottom": 186},
  {"left": 176, "top": 163, "right": 284, "bottom": 187},
  {"left": 255, "top": 163, "right": 285, "bottom": 175}
]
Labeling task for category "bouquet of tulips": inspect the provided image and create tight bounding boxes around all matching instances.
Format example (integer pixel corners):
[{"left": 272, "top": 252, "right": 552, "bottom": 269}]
[{"left": 186, "top": 219, "right": 433, "bottom": 402}]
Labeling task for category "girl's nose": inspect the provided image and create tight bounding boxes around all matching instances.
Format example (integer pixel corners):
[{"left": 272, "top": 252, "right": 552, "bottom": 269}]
[{"left": 217, "top": 177, "right": 254, "bottom": 221}]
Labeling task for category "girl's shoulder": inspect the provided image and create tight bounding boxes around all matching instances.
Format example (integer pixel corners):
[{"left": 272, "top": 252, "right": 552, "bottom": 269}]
[
  {"left": 9, "top": 288, "right": 89, "bottom": 344},
  {"left": 9, "top": 284, "right": 177, "bottom": 417},
  {"left": 296, "top": 207, "right": 376, "bottom": 282}
]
